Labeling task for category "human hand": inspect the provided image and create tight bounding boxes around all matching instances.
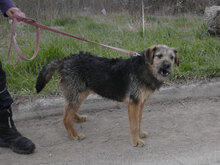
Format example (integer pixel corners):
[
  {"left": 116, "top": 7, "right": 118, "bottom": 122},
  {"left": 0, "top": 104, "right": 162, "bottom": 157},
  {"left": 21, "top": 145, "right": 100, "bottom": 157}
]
[{"left": 6, "top": 7, "right": 25, "bottom": 19}]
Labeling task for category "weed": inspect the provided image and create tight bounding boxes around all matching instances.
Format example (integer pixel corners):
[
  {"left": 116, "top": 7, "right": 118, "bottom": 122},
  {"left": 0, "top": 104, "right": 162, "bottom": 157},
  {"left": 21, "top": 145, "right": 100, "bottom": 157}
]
[{"left": 0, "top": 14, "right": 219, "bottom": 94}]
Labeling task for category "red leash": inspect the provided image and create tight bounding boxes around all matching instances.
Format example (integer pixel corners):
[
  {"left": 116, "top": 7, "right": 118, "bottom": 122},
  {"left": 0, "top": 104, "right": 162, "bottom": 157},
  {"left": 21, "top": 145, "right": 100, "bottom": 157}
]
[{"left": 8, "top": 16, "right": 140, "bottom": 65}]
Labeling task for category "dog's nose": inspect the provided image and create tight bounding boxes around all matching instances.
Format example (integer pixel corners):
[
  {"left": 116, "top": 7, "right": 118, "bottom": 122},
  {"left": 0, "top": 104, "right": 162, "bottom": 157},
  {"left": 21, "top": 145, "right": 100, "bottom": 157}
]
[{"left": 163, "top": 61, "right": 171, "bottom": 69}]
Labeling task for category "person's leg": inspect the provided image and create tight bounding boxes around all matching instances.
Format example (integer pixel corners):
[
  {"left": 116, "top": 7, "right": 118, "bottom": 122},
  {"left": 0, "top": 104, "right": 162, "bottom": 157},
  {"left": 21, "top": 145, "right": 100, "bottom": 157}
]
[
  {"left": 0, "top": 62, "right": 35, "bottom": 154},
  {"left": 0, "top": 61, "right": 13, "bottom": 108}
]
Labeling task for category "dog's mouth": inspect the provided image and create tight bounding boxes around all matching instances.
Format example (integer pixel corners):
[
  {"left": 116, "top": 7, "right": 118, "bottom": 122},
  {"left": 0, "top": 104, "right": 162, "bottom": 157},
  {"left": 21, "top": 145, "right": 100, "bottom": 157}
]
[{"left": 158, "top": 68, "right": 170, "bottom": 77}]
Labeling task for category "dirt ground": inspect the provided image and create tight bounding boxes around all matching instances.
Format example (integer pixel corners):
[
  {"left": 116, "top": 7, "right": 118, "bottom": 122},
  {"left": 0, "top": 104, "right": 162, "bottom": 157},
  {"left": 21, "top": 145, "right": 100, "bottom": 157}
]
[{"left": 0, "top": 96, "right": 220, "bottom": 165}]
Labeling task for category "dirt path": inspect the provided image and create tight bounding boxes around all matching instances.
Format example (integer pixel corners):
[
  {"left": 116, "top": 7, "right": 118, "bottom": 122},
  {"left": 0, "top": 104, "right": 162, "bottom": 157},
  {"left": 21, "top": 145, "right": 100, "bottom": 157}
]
[{"left": 0, "top": 97, "right": 220, "bottom": 165}]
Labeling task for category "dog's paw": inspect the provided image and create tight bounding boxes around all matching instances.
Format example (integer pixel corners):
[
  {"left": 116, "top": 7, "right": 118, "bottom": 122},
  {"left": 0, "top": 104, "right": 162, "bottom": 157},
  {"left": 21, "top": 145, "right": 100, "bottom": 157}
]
[
  {"left": 140, "top": 131, "right": 148, "bottom": 138},
  {"left": 76, "top": 115, "right": 87, "bottom": 123},
  {"left": 132, "top": 139, "right": 145, "bottom": 147},
  {"left": 70, "top": 133, "right": 85, "bottom": 141}
]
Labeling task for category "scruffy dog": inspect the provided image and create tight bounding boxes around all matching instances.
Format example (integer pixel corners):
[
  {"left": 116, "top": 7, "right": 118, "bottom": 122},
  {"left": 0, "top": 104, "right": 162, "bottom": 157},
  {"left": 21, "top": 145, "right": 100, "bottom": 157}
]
[{"left": 36, "top": 45, "right": 179, "bottom": 147}]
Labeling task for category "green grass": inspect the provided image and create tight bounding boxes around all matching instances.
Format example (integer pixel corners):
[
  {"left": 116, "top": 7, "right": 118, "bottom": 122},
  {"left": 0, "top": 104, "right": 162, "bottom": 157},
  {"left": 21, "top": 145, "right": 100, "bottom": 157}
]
[{"left": 0, "top": 14, "right": 219, "bottom": 95}]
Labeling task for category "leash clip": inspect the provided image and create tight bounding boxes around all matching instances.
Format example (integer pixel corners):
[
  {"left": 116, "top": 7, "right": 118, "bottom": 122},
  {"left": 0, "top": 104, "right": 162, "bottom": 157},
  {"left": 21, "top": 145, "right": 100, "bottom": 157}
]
[{"left": 133, "top": 53, "right": 141, "bottom": 56}]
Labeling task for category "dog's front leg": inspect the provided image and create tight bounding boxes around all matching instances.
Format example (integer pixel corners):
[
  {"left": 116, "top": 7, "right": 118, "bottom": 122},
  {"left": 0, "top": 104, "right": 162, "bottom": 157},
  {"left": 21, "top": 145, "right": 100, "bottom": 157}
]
[
  {"left": 139, "top": 101, "right": 148, "bottom": 138},
  {"left": 128, "top": 103, "right": 145, "bottom": 147}
]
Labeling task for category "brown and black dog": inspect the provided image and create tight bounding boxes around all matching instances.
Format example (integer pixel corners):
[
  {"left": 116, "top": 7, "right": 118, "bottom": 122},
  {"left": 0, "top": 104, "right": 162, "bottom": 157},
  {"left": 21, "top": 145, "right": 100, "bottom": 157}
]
[{"left": 36, "top": 45, "right": 179, "bottom": 147}]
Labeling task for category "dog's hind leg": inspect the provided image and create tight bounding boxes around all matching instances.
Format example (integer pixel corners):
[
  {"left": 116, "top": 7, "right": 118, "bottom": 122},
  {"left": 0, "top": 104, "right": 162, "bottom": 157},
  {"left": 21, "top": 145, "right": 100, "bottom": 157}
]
[
  {"left": 63, "top": 105, "right": 85, "bottom": 140},
  {"left": 74, "top": 113, "right": 87, "bottom": 123},
  {"left": 128, "top": 103, "right": 145, "bottom": 147},
  {"left": 74, "top": 90, "right": 90, "bottom": 123},
  {"left": 63, "top": 90, "right": 90, "bottom": 140}
]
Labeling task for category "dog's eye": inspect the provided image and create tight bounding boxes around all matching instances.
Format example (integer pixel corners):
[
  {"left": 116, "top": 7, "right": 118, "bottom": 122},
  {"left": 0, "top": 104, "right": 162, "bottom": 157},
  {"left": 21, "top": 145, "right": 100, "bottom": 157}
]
[
  {"left": 157, "top": 54, "right": 163, "bottom": 59},
  {"left": 170, "top": 56, "right": 174, "bottom": 60}
]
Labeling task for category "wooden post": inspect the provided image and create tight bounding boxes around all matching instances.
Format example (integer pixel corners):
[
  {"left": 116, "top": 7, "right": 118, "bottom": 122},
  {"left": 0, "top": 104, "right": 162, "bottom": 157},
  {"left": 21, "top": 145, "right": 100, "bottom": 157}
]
[{"left": 142, "top": 0, "right": 145, "bottom": 37}]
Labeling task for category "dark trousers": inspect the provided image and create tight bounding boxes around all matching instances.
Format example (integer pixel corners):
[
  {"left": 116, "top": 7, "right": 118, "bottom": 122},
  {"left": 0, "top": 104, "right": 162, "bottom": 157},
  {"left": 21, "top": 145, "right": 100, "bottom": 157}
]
[{"left": 0, "top": 62, "right": 13, "bottom": 110}]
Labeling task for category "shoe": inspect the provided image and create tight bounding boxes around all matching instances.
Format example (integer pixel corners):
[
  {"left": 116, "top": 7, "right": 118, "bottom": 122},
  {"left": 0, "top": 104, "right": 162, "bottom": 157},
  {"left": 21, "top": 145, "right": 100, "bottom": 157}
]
[{"left": 0, "top": 107, "right": 36, "bottom": 154}]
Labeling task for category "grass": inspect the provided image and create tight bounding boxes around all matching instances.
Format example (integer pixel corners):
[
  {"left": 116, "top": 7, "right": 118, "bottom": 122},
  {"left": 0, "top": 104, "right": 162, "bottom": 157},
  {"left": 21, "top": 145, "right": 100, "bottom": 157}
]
[{"left": 0, "top": 14, "right": 219, "bottom": 95}]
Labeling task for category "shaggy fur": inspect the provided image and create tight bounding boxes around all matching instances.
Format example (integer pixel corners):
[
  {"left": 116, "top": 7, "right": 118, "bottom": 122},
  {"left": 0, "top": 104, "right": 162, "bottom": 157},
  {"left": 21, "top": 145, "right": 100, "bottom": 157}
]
[{"left": 36, "top": 45, "right": 179, "bottom": 147}]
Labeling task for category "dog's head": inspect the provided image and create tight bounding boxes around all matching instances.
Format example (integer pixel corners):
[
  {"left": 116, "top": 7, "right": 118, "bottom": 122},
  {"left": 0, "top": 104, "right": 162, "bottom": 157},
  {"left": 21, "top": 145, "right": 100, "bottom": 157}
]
[{"left": 144, "top": 45, "right": 179, "bottom": 81}]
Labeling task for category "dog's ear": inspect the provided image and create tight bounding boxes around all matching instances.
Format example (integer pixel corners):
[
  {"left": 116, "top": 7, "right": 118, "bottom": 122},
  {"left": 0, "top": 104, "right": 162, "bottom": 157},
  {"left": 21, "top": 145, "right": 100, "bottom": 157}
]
[
  {"left": 172, "top": 48, "right": 179, "bottom": 66},
  {"left": 144, "top": 45, "right": 157, "bottom": 64}
]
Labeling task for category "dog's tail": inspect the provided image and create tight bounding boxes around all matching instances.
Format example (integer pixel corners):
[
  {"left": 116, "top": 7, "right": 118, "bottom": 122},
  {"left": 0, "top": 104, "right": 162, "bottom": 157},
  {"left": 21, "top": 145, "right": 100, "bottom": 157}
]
[{"left": 36, "top": 59, "right": 62, "bottom": 93}]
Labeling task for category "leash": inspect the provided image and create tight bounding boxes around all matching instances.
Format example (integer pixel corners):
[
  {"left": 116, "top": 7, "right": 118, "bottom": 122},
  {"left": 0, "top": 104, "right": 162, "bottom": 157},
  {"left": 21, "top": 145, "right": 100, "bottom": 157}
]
[{"left": 8, "top": 16, "right": 140, "bottom": 65}]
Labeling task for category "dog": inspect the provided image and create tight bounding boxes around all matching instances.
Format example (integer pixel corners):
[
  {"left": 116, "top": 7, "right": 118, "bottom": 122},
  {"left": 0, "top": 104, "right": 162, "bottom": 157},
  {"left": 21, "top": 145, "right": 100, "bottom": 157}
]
[{"left": 36, "top": 45, "right": 179, "bottom": 147}]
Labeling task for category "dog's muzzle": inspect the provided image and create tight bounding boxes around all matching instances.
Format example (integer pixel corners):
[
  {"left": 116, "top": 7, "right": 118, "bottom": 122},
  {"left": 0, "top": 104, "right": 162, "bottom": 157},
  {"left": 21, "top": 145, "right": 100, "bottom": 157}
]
[{"left": 158, "top": 61, "right": 171, "bottom": 77}]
